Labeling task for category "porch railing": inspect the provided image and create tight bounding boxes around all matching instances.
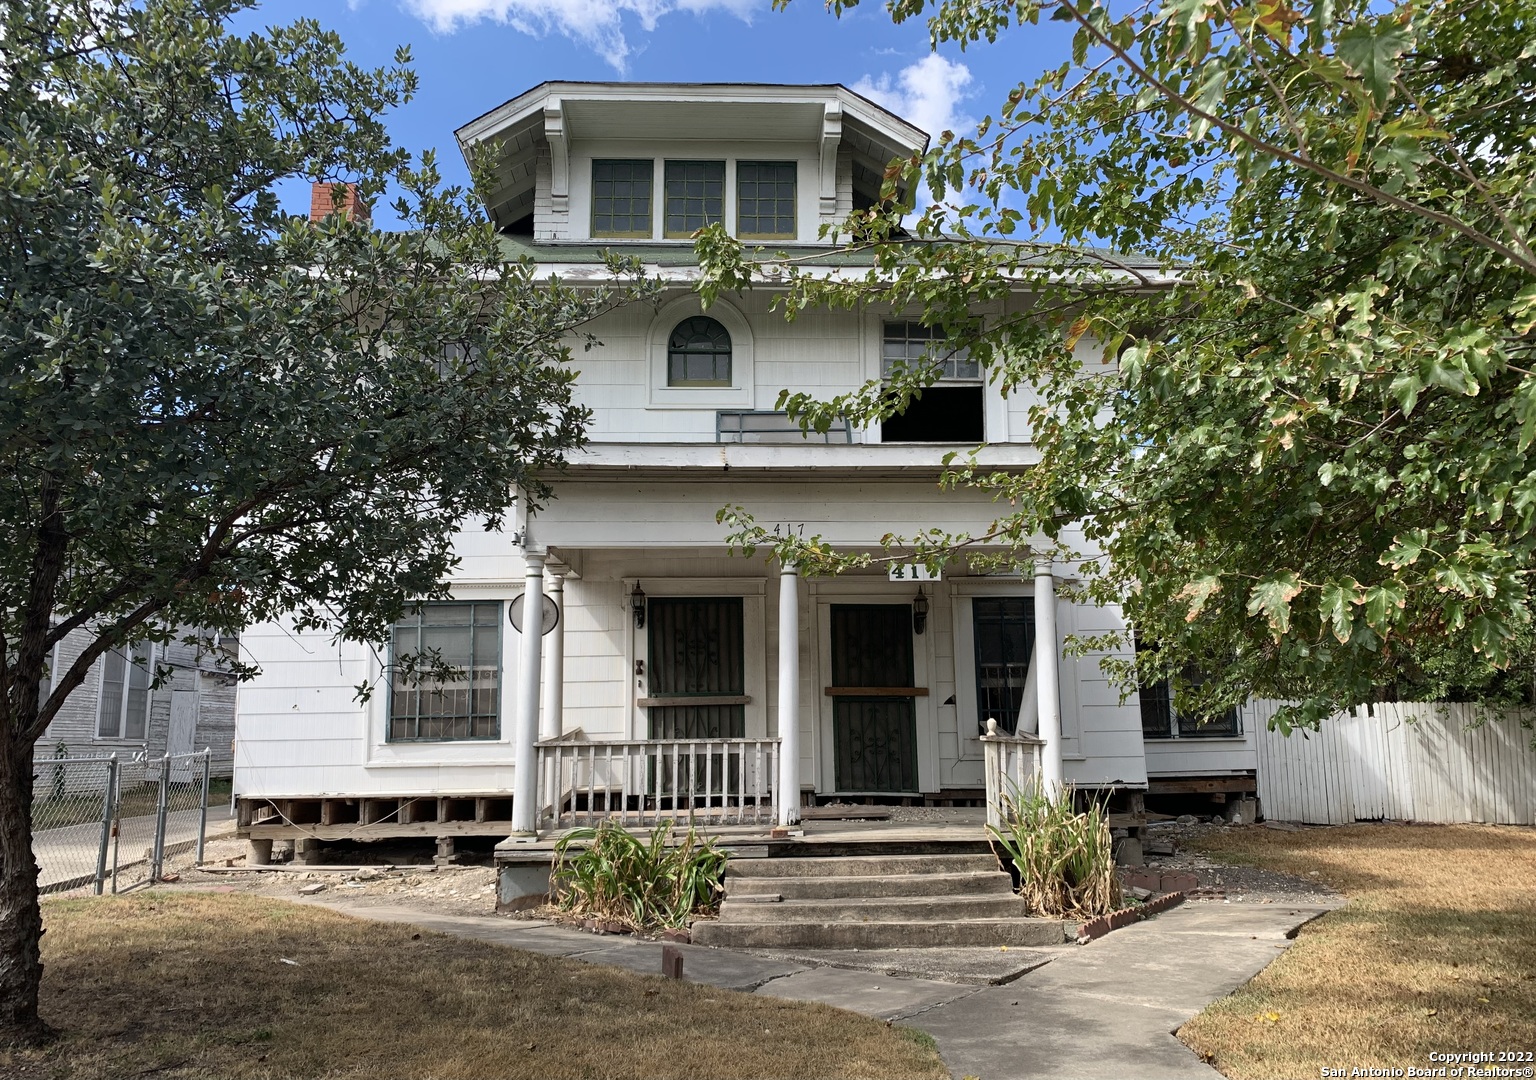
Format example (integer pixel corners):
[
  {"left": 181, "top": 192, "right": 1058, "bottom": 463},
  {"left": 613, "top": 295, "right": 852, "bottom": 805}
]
[
  {"left": 980, "top": 718, "right": 1045, "bottom": 831},
  {"left": 537, "top": 737, "right": 780, "bottom": 831}
]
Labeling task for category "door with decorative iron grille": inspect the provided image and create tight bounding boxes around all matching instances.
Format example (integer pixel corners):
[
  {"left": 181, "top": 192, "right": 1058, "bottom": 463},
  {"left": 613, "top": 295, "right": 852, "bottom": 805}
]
[
  {"left": 828, "top": 604, "right": 919, "bottom": 793},
  {"left": 645, "top": 597, "right": 745, "bottom": 800}
]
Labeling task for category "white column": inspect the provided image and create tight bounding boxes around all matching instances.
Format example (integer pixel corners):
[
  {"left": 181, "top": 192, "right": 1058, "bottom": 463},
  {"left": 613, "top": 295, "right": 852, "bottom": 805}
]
[
  {"left": 510, "top": 552, "right": 545, "bottom": 836},
  {"left": 1034, "top": 555, "right": 1064, "bottom": 798},
  {"left": 776, "top": 562, "right": 801, "bottom": 826},
  {"left": 540, "top": 571, "right": 565, "bottom": 743}
]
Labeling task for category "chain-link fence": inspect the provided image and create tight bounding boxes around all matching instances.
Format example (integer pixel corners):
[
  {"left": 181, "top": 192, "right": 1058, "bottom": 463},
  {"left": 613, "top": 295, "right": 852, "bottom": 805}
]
[{"left": 32, "top": 749, "right": 213, "bottom": 895}]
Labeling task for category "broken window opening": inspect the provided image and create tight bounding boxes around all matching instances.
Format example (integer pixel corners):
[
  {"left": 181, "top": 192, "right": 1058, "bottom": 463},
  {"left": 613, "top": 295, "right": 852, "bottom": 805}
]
[{"left": 879, "top": 321, "right": 985, "bottom": 443}]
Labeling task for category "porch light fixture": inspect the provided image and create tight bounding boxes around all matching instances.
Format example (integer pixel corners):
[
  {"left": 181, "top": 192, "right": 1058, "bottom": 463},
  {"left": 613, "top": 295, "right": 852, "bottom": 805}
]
[
  {"left": 912, "top": 585, "right": 929, "bottom": 635},
  {"left": 631, "top": 582, "right": 647, "bottom": 629}
]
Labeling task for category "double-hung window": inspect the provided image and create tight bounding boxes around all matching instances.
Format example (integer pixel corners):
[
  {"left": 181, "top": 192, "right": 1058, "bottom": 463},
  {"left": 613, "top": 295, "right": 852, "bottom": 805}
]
[
  {"left": 389, "top": 602, "right": 501, "bottom": 741},
  {"left": 1136, "top": 636, "right": 1240, "bottom": 738},
  {"left": 664, "top": 161, "right": 724, "bottom": 237},
  {"left": 98, "top": 644, "right": 152, "bottom": 740},
  {"left": 736, "top": 161, "right": 796, "bottom": 240},
  {"left": 879, "top": 321, "right": 985, "bottom": 443},
  {"left": 591, "top": 159, "right": 653, "bottom": 238}
]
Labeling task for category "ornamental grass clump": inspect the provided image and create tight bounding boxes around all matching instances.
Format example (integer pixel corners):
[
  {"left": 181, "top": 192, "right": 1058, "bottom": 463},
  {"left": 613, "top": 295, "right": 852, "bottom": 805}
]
[
  {"left": 550, "top": 821, "right": 728, "bottom": 931},
  {"left": 988, "top": 784, "right": 1121, "bottom": 920}
]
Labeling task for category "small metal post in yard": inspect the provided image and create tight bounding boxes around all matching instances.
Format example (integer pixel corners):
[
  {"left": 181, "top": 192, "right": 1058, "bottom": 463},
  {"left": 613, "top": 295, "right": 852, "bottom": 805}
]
[
  {"left": 150, "top": 754, "right": 170, "bottom": 882},
  {"left": 195, "top": 748, "right": 211, "bottom": 865},
  {"left": 93, "top": 756, "right": 118, "bottom": 896}
]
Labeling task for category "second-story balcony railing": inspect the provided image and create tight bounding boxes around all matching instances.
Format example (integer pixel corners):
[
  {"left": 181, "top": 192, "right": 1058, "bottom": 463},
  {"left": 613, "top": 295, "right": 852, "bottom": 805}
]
[{"left": 716, "top": 410, "right": 852, "bottom": 444}]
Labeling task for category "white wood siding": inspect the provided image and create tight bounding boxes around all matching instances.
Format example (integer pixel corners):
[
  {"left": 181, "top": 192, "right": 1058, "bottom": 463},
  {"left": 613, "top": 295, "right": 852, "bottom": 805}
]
[
  {"left": 1253, "top": 700, "right": 1536, "bottom": 824},
  {"left": 569, "top": 291, "right": 1037, "bottom": 447},
  {"left": 1066, "top": 599, "right": 1149, "bottom": 788},
  {"left": 233, "top": 553, "right": 1140, "bottom": 799}
]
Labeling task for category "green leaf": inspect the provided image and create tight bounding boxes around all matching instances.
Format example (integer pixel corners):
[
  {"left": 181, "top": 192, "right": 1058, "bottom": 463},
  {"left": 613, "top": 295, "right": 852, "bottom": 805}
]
[
  {"left": 1362, "top": 583, "right": 1408, "bottom": 633},
  {"left": 1319, "top": 579, "right": 1358, "bottom": 643},
  {"left": 1335, "top": 24, "right": 1413, "bottom": 110},
  {"left": 1247, "top": 572, "right": 1303, "bottom": 638}
]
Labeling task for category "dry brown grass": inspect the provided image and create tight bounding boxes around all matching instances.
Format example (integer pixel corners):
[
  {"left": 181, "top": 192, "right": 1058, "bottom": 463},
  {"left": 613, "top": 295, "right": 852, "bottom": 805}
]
[
  {"left": 1178, "top": 823, "right": 1536, "bottom": 1080},
  {"left": 2, "top": 891, "right": 949, "bottom": 1080}
]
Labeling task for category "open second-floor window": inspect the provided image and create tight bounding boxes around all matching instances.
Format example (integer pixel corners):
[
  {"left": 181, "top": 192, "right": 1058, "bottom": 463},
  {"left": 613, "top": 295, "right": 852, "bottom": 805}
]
[
  {"left": 667, "top": 316, "right": 732, "bottom": 387},
  {"left": 98, "top": 644, "right": 152, "bottom": 740},
  {"left": 737, "top": 161, "right": 796, "bottom": 239},
  {"left": 879, "top": 321, "right": 985, "bottom": 443},
  {"left": 389, "top": 602, "right": 501, "bottom": 741},
  {"left": 591, "top": 159, "right": 653, "bottom": 238},
  {"left": 664, "top": 160, "right": 724, "bottom": 238},
  {"left": 1136, "top": 635, "right": 1240, "bottom": 738}
]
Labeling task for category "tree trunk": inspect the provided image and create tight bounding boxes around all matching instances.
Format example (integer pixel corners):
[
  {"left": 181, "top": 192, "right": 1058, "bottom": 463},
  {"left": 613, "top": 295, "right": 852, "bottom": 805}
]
[{"left": 0, "top": 733, "right": 51, "bottom": 1047}]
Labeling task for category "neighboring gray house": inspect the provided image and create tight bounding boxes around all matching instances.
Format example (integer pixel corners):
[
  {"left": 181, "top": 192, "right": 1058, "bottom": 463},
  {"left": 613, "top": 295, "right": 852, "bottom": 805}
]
[{"left": 40, "top": 626, "right": 238, "bottom": 777}]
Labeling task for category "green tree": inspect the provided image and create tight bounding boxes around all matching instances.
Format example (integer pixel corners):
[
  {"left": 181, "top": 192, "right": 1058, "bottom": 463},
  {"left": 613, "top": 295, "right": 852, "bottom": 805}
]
[
  {"left": 700, "top": 0, "right": 1536, "bottom": 728},
  {"left": 0, "top": 0, "right": 642, "bottom": 1044}
]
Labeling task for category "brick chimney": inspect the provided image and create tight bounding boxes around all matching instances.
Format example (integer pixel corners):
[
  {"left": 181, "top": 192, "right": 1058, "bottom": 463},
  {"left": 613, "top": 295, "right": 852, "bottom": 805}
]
[{"left": 309, "top": 182, "right": 370, "bottom": 224}]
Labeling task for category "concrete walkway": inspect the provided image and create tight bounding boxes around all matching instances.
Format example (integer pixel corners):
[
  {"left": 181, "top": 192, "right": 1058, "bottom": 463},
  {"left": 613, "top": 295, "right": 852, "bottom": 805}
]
[{"left": 310, "top": 897, "right": 1338, "bottom": 1080}]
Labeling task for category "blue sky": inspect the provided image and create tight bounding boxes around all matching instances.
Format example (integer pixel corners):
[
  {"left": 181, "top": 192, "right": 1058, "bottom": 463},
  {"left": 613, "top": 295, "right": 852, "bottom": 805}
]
[{"left": 238, "top": 0, "right": 1076, "bottom": 227}]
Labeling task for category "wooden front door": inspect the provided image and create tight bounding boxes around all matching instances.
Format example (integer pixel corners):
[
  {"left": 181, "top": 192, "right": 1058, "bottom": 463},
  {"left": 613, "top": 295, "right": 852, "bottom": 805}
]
[{"left": 828, "top": 604, "right": 920, "bottom": 793}]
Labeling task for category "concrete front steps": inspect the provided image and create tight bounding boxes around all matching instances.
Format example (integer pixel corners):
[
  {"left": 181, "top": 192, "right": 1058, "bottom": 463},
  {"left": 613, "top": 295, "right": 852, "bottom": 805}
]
[{"left": 691, "top": 852, "right": 1077, "bottom": 948}]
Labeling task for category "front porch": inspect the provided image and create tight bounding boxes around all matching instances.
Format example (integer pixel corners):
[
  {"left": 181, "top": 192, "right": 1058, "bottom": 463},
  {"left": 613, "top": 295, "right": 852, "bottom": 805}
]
[{"left": 500, "top": 543, "right": 1069, "bottom": 834}]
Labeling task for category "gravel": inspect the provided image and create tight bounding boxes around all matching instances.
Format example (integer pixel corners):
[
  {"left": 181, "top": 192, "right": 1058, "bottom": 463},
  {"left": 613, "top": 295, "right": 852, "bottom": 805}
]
[{"left": 1140, "top": 820, "right": 1343, "bottom": 904}]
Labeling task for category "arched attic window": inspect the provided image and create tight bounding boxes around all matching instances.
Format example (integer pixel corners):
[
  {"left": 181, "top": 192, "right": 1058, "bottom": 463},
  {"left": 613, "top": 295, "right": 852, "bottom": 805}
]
[{"left": 667, "top": 316, "right": 732, "bottom": 387}]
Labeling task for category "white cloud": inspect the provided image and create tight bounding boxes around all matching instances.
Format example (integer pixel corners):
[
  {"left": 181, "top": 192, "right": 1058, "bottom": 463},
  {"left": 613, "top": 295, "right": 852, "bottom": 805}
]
[
  {"left": 402, "top": 0, "right": 759, "bottom": 72},
  {"left": 852, "top": 54, "right": 975, "bottom": 142}
]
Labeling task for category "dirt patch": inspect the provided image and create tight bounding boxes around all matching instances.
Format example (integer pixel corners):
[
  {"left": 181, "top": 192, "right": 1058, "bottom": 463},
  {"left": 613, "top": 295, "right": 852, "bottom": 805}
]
[{"left": 172, "top": 833, "right": 510, "bottom": 917}]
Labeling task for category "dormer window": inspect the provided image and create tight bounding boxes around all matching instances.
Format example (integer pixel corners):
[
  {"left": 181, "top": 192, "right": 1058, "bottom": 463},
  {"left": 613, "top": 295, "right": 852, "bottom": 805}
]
[
  {"left": 667, "top": 317, "right": 732, "bottom": 387},
  {"left": 591, "top": 159, "right": 653, "bottom": 238},
  {"left": 737, "top": 161, "right": 796, "bottom": 240},
  {"left": 664, "top": 161, "right": 725, "bottom": 238}
]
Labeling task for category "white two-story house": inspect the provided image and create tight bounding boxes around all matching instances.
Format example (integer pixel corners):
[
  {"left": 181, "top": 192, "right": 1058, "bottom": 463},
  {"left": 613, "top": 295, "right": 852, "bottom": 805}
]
[{"left": 232, "top": 83, "right": 1260, "bottom": 850}]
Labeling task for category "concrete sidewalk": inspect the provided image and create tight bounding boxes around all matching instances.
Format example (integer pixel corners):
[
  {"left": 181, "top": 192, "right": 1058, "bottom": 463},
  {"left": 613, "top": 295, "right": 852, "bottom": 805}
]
[{"left": 309, "top": 897, "right": 1337, "bottom": 1080}]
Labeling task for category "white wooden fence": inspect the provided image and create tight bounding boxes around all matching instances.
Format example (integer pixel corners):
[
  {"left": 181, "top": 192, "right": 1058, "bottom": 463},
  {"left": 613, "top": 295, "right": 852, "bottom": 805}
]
[{"left": 1251, "top": 700, "right": 1536, "bottom": 825}]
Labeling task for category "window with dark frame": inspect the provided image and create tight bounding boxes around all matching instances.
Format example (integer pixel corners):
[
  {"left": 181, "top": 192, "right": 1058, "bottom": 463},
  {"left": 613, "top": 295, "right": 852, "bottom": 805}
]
[
  {"left": 389, "top": 602, "right": 501, "bottom": 741},
  {"left": 1135, "top": 635, "right": 1240, "bottom": 738},
  {"left": 667, "top": 316, "right": 732, "bottom": 386},
  {"left": 591, "top": 159, "right": 653, "bottom": 238},
  {"left": 97, "top": 644, "right": 152, "bottom": 740},
  {"left": 972, "top": 597, "right": 1035, "bottom": 736},
  {"left": 879, "top": 321, "right": 985, "bottom": 443},
  {"left": 736, "top": 161, "right": 796, "bottom": 239},
  {"left": 664, "top": 160, "right": 725, "bottom": 237}
]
